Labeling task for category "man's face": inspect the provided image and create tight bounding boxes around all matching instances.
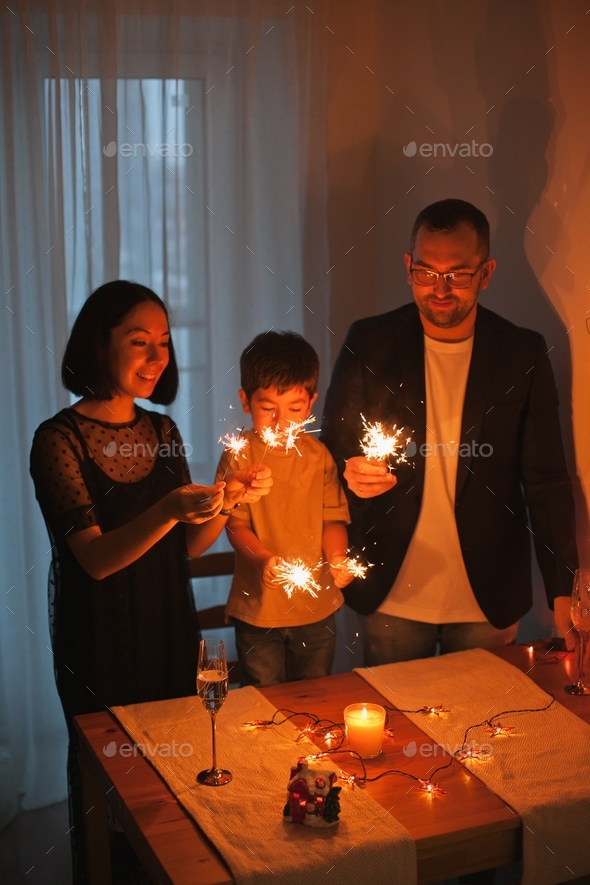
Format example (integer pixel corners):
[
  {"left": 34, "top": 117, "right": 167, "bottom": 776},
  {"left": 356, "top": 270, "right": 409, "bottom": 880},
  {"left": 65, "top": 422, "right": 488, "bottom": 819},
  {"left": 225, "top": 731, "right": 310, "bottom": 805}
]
[{"left": 404, "top": 223, "right": 496, "bottom": 336}]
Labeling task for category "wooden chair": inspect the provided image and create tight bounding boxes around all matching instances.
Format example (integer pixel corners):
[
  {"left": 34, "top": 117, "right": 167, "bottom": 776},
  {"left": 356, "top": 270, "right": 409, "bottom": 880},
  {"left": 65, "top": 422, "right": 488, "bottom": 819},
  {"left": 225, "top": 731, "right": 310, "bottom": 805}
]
[{"left": 189, "top": 552, "right": 240, "bottom": 684}]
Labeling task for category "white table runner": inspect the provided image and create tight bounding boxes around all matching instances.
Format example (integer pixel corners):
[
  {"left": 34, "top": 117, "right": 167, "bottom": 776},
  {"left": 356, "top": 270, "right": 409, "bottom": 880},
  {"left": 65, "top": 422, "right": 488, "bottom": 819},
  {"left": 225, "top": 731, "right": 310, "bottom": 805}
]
[
  {"left": 112, "top": 686, "right": 417, "bottom": 885},
  {"left": 356, "top": 648, "right": 590, "bottom": 885}
]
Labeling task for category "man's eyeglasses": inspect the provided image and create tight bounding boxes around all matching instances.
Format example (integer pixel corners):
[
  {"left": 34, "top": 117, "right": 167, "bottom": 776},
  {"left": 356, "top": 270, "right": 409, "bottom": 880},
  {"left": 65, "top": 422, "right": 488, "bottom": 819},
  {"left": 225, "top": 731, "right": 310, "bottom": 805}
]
[{"left": 410, "top": 259, "right": 487, "bottom": 289}]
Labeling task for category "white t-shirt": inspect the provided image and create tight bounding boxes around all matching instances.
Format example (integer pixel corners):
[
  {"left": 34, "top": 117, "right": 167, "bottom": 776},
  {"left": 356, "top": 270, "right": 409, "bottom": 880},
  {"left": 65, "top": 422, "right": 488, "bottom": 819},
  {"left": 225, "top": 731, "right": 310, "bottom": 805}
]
[{"left": 378, "top": 333, "right": 487, "bottom": 623}]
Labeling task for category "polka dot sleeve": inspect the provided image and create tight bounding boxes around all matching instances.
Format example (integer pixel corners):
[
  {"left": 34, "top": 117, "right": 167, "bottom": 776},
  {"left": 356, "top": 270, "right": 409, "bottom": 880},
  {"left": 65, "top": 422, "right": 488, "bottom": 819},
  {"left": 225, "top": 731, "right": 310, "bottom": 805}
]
[
  {"left": 30, "top": 423, "right": 98, "bottom": 535},
  {"left": 159, "top": 415, "right": 192, "bottom": 487}
]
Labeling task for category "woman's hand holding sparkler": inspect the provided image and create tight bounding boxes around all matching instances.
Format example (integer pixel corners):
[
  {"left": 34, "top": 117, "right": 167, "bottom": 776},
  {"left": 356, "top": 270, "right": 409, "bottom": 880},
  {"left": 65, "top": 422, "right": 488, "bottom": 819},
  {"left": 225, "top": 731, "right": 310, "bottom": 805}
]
[
  {"left": 223, "top": 463, "right": 273, "bottom": 509},
  {"left": 329, "top": 554, "right": 356, "bottom": 589},
  {"left": 343, "top": 456, "right": 397, "bottom": 498},
  {"left": 165, "top": 482, "right": 227, "bottom": 524}
]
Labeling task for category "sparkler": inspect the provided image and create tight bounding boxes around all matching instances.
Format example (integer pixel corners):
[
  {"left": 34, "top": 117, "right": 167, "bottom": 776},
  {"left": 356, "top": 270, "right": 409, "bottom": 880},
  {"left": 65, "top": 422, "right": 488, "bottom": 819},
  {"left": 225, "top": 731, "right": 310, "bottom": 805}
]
[
  {"left": 218, "top": 430, "right": 247, "bottom": 458},
  {"left": 258, "top": 416, "right": 317, "bottom": 459},
  {"left": 218, "top": 427, "right": 246, "bottom": 479},
  {"left": 283, "top": 415, "right": 316, "bottom": 455},
  {"left": 271, "top": 557, "right": 323, "bottom": 599},
  {"left": 359, "top": 414, "right": 412, "bottom": 466},
  {"left": 336, "top": 555, "right": 374, "bottom": 580}
]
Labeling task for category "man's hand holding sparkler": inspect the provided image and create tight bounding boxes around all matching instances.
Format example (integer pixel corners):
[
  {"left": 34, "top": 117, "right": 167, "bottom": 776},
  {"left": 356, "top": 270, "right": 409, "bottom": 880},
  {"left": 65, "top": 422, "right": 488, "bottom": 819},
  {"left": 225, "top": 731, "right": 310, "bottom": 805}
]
[{"left": 343, "top": 456, "right": 397, "bottom": 498}]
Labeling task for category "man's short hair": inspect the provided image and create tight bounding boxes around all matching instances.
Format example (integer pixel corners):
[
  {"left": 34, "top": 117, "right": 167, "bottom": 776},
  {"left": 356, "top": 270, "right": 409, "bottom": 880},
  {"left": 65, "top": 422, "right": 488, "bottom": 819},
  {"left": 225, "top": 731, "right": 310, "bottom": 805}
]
[
  {"left": 61, "top": 280, "right": 179, "bottom": 404},
  {"left": 410, "top": 198, "right": 490, "bottom": 258},
  {"left": 240, "top": 331, "right": 319, "bottom": 400}
]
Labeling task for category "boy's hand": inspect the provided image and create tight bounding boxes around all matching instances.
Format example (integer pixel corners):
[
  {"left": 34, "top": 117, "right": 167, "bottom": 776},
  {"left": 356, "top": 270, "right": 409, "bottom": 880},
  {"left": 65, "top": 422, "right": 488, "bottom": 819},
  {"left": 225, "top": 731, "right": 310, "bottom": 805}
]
[
  {"left": 224, "top": 463, "right": 273, "bottom": 509},
  {"left": 261, "top": 555, "right": 281, "bottom": 592},
  {"left": 329, "top": 554, "right": 356, "bottom": 589},
  {"left": 344, "top": 456, "right": 396, "bottom": 498}
]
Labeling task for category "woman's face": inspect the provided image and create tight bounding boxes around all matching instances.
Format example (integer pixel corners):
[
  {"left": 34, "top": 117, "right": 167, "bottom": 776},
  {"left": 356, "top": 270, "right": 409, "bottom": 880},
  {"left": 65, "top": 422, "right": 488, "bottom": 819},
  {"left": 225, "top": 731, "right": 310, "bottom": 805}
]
[{"left": 109, "top": 302, "right": 171, "bottom": 401}]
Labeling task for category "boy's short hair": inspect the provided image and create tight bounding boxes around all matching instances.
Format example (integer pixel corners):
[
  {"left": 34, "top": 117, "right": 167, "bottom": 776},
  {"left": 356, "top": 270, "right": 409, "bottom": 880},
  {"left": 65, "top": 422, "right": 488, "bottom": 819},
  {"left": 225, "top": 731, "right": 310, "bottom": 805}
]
[
  {"left": 240, "top": 331, "right": 319, "bottom": 400},
  {"left": 410, "top": 198, "right": 490, "bottom": 258},
  {"left": 61, "top": 280, "right": 179, "bottom": 404}
]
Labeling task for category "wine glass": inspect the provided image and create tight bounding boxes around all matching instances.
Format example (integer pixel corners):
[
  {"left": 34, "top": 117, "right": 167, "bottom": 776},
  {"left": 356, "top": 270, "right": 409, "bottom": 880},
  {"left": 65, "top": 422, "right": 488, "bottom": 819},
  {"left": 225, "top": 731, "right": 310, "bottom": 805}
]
[
  {"left": 566, "top": 568, "right": 590, "bottom": 696},
  {"left": 196, "top": 638, "right": 232, "bottom": 786}
]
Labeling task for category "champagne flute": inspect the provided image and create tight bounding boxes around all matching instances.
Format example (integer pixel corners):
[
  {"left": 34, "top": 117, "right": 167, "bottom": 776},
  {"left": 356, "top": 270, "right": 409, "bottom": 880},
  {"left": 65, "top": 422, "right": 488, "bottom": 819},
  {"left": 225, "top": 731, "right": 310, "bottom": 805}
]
[
  {"left": 196, "top": 638, "right": 232, "bottom": 786},
  {"left": 566, "top": 568, "right": 590, "bottom": 696}
]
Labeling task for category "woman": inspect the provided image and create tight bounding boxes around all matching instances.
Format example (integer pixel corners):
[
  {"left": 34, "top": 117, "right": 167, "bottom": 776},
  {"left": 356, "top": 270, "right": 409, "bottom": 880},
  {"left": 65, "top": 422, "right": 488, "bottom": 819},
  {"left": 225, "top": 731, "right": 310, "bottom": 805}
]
[{"left": 30, "top": 280, "right": 271, "bottom": 882}]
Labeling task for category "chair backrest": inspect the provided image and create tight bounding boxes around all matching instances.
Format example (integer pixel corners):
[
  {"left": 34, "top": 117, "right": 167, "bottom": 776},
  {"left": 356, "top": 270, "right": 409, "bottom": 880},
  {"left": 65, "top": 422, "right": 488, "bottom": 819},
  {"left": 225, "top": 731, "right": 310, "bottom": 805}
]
[{"left": 190, "top": 552, "right": 239, "bottom": 683}]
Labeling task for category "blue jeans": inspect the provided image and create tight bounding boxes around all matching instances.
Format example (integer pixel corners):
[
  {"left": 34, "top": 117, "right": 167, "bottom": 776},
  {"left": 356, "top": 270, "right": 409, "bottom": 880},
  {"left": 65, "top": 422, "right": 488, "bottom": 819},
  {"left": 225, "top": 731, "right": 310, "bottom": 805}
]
[
  {"left": 360, "top": 612, "right": 519, "bottom": 667},
  {"left": 234, "top": 614, "right": 336, "bottom": 687}
]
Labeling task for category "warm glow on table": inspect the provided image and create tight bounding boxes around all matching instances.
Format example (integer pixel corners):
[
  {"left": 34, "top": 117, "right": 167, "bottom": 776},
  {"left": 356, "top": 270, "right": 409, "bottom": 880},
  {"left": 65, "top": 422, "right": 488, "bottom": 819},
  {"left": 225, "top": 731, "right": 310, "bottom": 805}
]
[{"left": 344, "top": 702, "right": 386, "bottom": 758}]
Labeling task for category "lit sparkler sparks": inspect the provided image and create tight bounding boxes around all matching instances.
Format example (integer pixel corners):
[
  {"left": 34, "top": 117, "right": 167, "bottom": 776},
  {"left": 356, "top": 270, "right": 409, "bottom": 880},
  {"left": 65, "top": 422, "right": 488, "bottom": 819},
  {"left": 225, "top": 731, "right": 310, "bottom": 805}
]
[
  {"left": 283, "top": 415, "right": 316, "bottom": 455},
  {"left": 260, "top": 424, "right": 283, "bottom": 450},
  {"left": 258, "top": 416, "right": 317, "bottom": 457},
  {"left": 339, "top": 555, "right": 374, "bottom": 580},
  {"left": 332, "top": 555, "right": 373, "bottom": 580},
  {"left": 218, "top": 431, "right": 248, "bottom": 458},
  {"left": 271, "top": 557, "right": 323, "bottom": 599},
  {"left": 359, "top": 414, "right": 412, "bottom": 466}
]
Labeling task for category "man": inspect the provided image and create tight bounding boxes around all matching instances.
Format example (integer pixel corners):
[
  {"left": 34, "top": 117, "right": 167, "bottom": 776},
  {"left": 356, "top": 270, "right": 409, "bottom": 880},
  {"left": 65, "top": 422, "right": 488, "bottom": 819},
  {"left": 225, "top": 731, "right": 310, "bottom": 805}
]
[{"left": 321, "top": 199, "right": 578, "bottom": 665}]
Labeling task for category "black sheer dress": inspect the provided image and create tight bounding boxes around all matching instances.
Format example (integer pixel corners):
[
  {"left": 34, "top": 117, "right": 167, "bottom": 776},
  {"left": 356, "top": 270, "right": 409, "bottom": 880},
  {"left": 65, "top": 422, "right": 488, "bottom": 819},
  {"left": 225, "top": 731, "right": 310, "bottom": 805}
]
[{"left": 30, "top": 406, "right": 200, "bottom": 883}]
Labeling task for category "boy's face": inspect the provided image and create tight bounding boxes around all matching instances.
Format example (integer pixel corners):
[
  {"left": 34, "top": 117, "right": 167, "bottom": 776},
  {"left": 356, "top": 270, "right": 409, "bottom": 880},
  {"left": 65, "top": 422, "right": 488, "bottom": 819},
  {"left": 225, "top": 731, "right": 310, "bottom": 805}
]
[{"left": 239, "top": 385, "right": 318, "bottom": 439}]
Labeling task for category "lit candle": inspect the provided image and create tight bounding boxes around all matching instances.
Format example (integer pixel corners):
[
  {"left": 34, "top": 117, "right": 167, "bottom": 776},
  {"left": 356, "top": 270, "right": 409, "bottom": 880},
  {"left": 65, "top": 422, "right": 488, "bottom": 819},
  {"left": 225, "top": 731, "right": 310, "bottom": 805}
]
[{"left": 343, "top": 703, "right": 386, "bottom": 758}]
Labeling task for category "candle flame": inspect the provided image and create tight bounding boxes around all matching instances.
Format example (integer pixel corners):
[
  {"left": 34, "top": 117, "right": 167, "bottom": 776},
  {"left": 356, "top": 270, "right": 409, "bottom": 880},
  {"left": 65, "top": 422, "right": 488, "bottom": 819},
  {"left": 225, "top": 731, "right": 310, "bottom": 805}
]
[
  {"left": 271, "top": 558, "right": 323, "bottom": 599},
  {"left": 361, "top": 705, "right": 367, "bottom": 720},
  {"left": 359, "top": 414, "right": 412, "bottom": 465}
]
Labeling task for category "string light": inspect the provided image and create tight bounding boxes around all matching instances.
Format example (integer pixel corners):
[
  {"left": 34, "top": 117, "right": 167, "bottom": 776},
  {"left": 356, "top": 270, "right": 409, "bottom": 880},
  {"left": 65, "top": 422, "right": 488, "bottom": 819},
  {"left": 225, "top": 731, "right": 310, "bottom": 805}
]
[
  {"left": 486, "top": 722, "right": 515, "bottom": 737},
  {"left": 419, "top": 779, "right": 447, "bottom": 796},
  {"left": 419, "top": 705, "right": 450, "bottom": 717},
  {"left": 359, "top": 414, "right": 412, "bottom": 466},
  {"left": 271, "top": 558, "right": 323, "bottom": 599},
  {"left": 245, "top": 696, "right": 555, "bottom": 800},
  {"left": 455, "top": 745, "right": 490, "bottom": 761}
]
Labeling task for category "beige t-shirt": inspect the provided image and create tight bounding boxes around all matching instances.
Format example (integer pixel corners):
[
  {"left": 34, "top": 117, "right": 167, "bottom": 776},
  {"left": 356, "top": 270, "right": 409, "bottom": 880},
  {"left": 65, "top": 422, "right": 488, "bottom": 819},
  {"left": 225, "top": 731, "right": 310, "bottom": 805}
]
[
  {"left": 216, "top": 429, "right": 350, "bottom": 628},
  {"left": 379, "top": 334, "right": 487, "bottom": 623}
]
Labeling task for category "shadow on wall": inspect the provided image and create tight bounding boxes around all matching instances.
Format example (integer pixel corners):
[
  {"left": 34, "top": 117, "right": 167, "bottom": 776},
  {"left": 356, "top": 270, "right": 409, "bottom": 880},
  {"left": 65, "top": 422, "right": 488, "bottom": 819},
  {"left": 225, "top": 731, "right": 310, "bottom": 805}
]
[{"left": 474, "top": 1, "right": 583, "bottom": 638}]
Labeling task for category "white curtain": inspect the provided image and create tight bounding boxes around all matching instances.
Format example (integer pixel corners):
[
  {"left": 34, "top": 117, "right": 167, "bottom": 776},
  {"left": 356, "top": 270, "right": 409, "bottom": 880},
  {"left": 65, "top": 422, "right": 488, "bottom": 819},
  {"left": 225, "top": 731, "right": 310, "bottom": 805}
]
[{"left": 0, "top": 0, "right": 329, "bottom": 827}]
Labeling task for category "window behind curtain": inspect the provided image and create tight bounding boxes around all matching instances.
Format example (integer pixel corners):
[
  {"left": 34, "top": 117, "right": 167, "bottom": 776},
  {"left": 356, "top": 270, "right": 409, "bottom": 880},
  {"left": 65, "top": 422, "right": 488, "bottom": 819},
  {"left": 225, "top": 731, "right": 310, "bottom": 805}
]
[{"left": 45, "top": 76, "right": 212, "bottom": 476}]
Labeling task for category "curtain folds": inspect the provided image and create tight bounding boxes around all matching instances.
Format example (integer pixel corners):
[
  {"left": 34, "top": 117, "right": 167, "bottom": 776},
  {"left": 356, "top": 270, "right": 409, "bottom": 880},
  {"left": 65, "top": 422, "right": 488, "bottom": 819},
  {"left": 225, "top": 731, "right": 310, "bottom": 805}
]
[{"left": 0, "top": 0, "right": 329, "bottom": 827}]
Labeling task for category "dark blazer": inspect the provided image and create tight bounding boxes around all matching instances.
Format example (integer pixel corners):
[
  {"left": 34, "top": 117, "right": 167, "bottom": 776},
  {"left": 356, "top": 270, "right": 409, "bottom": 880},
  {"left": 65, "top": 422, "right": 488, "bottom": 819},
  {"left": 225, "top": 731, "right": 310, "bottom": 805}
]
[{"left": 320, "top": 303, "right": 578, "bottom": 628}]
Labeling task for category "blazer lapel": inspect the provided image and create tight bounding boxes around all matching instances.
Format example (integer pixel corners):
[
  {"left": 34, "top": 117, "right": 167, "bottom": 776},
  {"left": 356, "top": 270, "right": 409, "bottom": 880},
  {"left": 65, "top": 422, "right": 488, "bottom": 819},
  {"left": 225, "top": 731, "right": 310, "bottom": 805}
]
[
  {"left": 395, "top": 308, "right": 427, "bottom": 493},
  {"left": 456, "top": 308, "right": 502, "bottom": 500}
]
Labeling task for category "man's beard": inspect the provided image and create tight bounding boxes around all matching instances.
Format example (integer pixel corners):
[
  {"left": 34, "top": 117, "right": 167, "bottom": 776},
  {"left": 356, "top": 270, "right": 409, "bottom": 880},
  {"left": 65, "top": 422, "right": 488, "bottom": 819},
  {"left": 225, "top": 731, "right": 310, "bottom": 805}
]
[{"left": 416, "top": 295, "right": 476, "bottom": 328}]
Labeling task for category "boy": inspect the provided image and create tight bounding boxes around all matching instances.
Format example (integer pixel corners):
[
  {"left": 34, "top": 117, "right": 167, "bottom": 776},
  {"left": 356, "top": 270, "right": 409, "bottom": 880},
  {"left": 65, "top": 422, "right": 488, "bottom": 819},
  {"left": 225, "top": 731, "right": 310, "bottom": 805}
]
[{"left": 216, "top": 331, "right": 353, "bottom": 686}]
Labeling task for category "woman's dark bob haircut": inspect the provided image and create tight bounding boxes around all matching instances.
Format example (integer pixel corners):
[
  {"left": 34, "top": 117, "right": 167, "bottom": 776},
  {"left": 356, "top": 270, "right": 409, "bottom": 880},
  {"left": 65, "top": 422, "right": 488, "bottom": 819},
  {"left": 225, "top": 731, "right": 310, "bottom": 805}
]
[{"left": 61, "top": 280, "right": 178, "bottom": 405}]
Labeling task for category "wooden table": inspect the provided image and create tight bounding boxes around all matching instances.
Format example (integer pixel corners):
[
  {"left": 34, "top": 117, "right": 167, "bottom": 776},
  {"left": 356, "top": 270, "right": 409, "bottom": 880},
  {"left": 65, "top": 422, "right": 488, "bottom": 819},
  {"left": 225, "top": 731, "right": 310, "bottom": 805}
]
[{"left": 75, "top": 645, "right": 590, "bottom": 885}]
